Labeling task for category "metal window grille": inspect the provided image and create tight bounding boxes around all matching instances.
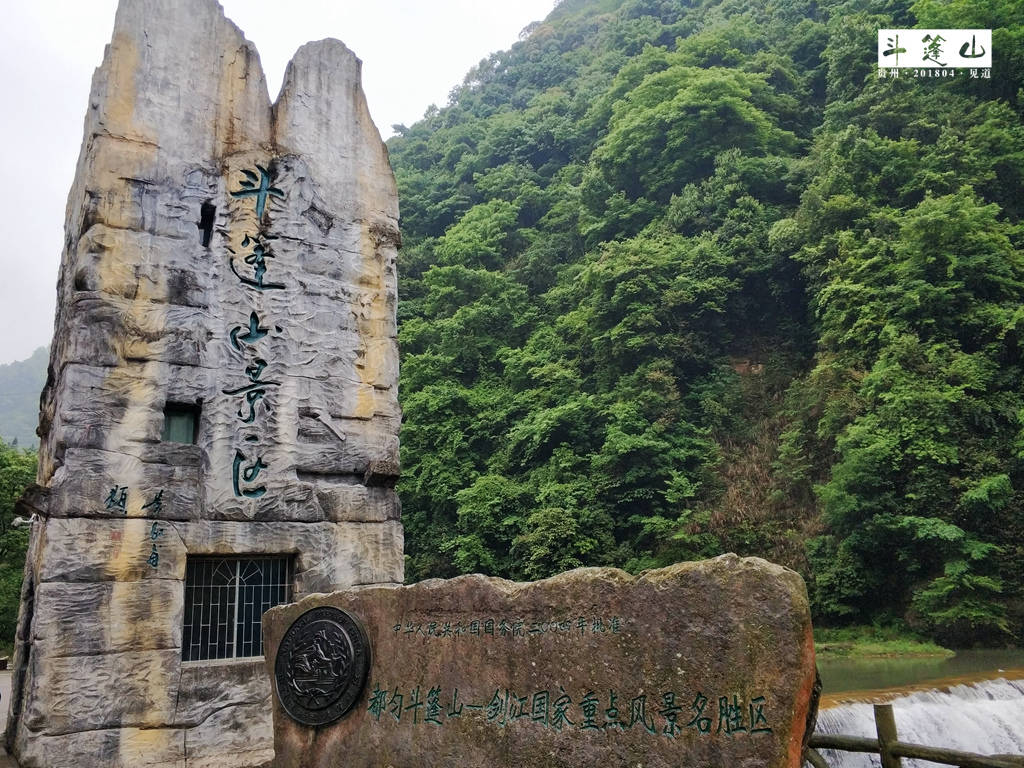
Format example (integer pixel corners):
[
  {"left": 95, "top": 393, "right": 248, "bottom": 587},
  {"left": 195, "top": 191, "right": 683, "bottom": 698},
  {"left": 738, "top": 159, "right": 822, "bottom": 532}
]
[{"left": 182, "top": 555, "right": 293, "bottom": 661}]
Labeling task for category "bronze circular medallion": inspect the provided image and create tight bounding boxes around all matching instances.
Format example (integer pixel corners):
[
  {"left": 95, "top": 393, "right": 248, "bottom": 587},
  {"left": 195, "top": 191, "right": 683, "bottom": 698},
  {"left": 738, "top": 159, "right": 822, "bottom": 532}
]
[{"left": 274, "top": 606, "right": 371, "bottom": 726}]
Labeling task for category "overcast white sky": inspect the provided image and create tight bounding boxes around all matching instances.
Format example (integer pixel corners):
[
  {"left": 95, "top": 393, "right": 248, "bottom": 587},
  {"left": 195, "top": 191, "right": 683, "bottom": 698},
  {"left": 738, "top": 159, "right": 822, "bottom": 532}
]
[{"left": 0, "top": 0, "right": 555, "bottom": 365}]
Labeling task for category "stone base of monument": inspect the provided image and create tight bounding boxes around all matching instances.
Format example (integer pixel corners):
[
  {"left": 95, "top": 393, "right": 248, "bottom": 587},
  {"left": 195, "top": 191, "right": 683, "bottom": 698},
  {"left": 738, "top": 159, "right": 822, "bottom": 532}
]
[{"left": 263, "top": 554, "right": 816, "bottom": 768}]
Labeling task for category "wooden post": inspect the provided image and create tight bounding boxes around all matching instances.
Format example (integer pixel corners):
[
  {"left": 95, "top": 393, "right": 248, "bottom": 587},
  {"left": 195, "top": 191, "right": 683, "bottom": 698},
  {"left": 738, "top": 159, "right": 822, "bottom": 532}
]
[
  {"left": 805, "top": 747, "right": 831, "bottom": 768},
  {"left": 874, "top": 703, "right": 902, "bottom": 768},
  {"left": 811, "top": 730, "right": 1024, "bottom": 767}
]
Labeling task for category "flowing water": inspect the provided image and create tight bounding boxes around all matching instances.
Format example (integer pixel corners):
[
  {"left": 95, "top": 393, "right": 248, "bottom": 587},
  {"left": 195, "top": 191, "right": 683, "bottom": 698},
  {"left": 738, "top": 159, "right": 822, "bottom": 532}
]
[{"left": 815, "top": 650, "right": 1024, "bottom": 767}]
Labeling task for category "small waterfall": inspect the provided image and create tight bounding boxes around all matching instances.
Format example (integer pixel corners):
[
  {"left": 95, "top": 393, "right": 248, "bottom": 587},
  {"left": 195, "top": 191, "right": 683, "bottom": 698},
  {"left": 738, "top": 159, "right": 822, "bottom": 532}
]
[{"left": 815, "top": 678, "right": 1024, "bottom": 767}]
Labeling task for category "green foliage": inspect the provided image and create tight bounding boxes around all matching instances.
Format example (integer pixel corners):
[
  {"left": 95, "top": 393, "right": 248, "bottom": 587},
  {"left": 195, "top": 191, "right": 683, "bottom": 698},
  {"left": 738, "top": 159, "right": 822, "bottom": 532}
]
[
  {"left": 581, "top": 64, "right": 800, "bottom": 242},
  {"left": 0, "top": 439, "right": 34, "bottom": 643},
  {"left": 912, "top": 0, "right": 1024, "bottom": 106},
  {"left": 813, "top": 624, "right": 953, "bottom": 658},
  {"left": 434, "top": 200, "right": 523, "bottom": 270},
  {"left": 389, "top": 0, "right": 1024, "bottom": 645}
]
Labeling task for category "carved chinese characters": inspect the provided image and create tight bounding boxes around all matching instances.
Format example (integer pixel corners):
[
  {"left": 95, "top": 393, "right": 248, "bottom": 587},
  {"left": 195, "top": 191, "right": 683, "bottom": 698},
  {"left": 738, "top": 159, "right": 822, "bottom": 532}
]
[
  {"left": 223, "top": 164, "right": 288, "bottom": 499},
  {"left": 265, "top": 557, "right": 818, "bottom": 768}
]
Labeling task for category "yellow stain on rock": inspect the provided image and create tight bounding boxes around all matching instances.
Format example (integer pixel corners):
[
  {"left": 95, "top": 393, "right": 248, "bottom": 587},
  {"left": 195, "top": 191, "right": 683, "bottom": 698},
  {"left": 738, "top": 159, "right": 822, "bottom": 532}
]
[
  {"left": 107, "top": 579, "right": 144, "bottom": 649},
  {"left": 91, "top": 60, "right": 167, "bottom": 457},
  {"left": 92, "top": 235, "right": 166, "bottom": 488},
  {"left": 106, "top": 525, "right": 181, "bottom": 741},
  {"left": 215, "top": 44, "right": 269, "bottom": 154},
  {"left": 353, "top": 382, "right": 375, "bottom": 420},
  {"left": 102, "top": 357, "right": 163, "bottom": 467},
  {"left": 87, "top": 27, "right": 167, "bottom": 369},
  {"left": 118, "top": 726, "right": 181, "bottom": 766},
  {"left": 351, "top": 223, "right": 392, "bottom": 420},
  {"left": 103, "top": 33, "right": 141, "bottom": 139},
  {"left": 106, "top": 519, "right": 145, "bottom": 581}
]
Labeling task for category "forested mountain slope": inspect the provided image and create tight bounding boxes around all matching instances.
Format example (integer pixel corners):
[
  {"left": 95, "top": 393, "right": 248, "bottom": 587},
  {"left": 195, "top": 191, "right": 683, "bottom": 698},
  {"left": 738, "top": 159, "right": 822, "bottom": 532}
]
[
  {"left": 0, "top": 347, "right": 47, "bottom": 448},
  {"left": 387, "top": 0, "right": 1024, "bottom": 644}
]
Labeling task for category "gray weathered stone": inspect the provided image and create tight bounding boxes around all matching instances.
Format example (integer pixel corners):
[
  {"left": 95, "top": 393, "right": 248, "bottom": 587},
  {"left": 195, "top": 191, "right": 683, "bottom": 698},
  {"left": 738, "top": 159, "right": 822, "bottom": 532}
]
[
  {"left": 34, "top": 518, "right": 403, "bottom": 589},
  {"left": 265, "top": 556, "right": 818, "bottom": 768},
  {"left": 13, "top": 726, "right": 187, "bottom": 768},
  {"left": 8, "top": 0, "right": 402, "bottom": 765},
  {"left": 23, "top": 649, "right": 181, "bottom": 735},
  {"left": 181, "top": 699, "right": 276, "bottom": 768},
  {"left": 31, "top": 580, "right": 183, "bottom": 656}
]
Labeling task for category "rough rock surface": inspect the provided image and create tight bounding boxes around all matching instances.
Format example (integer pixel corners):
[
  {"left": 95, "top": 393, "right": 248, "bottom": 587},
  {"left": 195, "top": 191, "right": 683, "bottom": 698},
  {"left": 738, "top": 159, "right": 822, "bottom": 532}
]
[
  {"left": 264, "top": 556, "right": 817, "bottom": 768},
  {"left": 7, "top": 0, "right": 402, "bottom": 765}
]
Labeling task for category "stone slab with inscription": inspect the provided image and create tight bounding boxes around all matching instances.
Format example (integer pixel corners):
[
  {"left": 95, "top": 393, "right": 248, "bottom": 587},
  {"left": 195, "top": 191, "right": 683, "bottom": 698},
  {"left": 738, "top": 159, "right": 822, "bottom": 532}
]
[{"left": 264, "top": 555, "right": 817, "bottom": 768}]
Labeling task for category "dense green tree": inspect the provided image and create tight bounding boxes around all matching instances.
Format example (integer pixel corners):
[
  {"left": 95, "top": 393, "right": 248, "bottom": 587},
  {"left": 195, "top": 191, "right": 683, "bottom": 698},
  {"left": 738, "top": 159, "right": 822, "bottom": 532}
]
[
  {"left": 581, "top": 64, "right": 800, "bottom": 242},
  {"left": 0, "top": 440, "right": 34, "bottom": 644},
  {"left": 388, "top": 0, "right": 1024, "bottom": 644}
]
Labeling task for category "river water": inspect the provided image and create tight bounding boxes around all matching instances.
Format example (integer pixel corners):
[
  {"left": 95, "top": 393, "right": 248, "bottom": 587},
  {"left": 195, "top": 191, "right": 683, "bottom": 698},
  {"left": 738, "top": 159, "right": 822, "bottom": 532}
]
[{"left": 815, "top": 649, "right": 1024, "bottom": 767}]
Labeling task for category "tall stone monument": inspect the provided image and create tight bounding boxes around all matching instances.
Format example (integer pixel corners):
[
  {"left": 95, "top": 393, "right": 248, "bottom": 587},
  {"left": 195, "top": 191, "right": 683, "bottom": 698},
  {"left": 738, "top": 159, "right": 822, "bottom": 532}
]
[{"left": 6, "top": 1, "right": 403, "bottom": 766}]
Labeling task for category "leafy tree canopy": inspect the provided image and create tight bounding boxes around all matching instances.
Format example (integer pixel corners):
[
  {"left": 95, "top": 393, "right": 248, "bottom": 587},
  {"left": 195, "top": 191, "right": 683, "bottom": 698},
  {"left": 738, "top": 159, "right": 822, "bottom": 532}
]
[{"left": 388, "top": 0, "right": 1024, "bottom": 646}]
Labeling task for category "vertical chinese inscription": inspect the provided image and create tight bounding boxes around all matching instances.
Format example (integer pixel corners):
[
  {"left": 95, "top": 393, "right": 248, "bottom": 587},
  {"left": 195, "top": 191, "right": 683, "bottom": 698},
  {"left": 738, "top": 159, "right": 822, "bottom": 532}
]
[
  {"left": 100, "top": 486, "right": 167, "bottom": 567},
  {"left": 225, "top": 163, "right": 287, "bottom": 499}
]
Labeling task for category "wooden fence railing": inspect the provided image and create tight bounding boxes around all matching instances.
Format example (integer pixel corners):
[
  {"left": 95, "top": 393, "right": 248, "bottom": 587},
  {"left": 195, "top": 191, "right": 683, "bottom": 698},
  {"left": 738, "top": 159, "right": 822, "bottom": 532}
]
[{"left": 806, "top": 703, "right": 1024, "bottom": 768}]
